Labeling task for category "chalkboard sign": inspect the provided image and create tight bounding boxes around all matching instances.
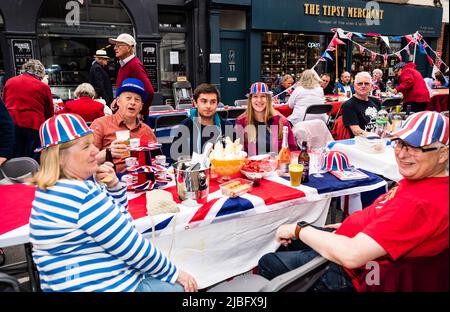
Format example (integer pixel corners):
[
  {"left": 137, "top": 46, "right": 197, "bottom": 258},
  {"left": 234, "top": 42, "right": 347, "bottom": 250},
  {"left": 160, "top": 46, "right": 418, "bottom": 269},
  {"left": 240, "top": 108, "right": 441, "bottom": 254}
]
[
  {"left": 141, "top": 42, "right": 159, "bottom": 92},
  {"left": 11, "top": 39, "right": 34, "bottom": 76}
]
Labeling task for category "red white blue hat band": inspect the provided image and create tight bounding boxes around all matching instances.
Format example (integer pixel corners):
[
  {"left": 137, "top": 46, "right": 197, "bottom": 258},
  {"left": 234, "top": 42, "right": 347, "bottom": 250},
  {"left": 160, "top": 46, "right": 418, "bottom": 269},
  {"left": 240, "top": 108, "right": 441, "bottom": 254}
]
[
  {"left": 321, "top": 151, "right": 352, "bottom": 172},
  {"left": 247, "top": 82, "right": 272, "bottom": 97},
  {"left": 36, "top": 114, "right": 93, "bottom": 152},
  {"left": 390, "top": 111, "right": 449, "bottom": 147},
  {"left": 116, "top": 78, "right": 148, "bottom": 102}
]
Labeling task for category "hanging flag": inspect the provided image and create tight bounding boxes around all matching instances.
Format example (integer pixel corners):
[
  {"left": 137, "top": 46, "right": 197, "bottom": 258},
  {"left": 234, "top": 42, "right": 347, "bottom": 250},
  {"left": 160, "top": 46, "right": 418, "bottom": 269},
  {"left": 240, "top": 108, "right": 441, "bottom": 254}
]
[
  {"left": 365, "top": 32, "right": 381, "bottom": 37},
  {"left": 354, "top": 32, "right": 366, "bottom": 39},
  {"left": 383, "top": 54, "right": 388, "bottom": 67},
  {"left": 359, "top": 45, "right": 365, "bottom": 55},
  {"left": 337, "top": 28, "right": 346, "bottom": 39},
  {"left": 416, "top": 33, "right": 423, "bottom": 41},
  {"left": 390, "top": 36, "right": 402, "bottom": 41},
  {"left": 380, "top": 36, "right": 390, "bottom": 48},
  {"left": 272, "top": 96, "right": 280, "bottom": 104},
  {"left": 395, "top": 51, "right": 403, "bottom": 62},
  {"left": 318, "top": 57, "right": 327, "bottom": 62},
  {"left": 327, "top": 46, "right": 336, "bottom": 52},
  {"left": 331, "top": 37, "right": 346, "bottom": 46},
  {"left": 418, "top": 42, "right": 427, "bottom": 54},
  {"left": 422, "top": 41, "right": 428, "bottom": 49},
  {"left": 287, "top": 83, "right": 300, "bottom": 95},
  {"left": 371, "top": 51, "right": 377, "bottom": 62},
  {"left": 405, "top": 35, "right": 416, "bottom": 45},
  {"left": 322, "top": 51, "right": 334, "bottom": 61},
  {"left": 346, "top": 32, "right": 353, "bottom": 39},
  {"left": 426, "top": 54, "right": 434, "bottom": 65},
  {"left": 405, "top": 43, "right": 412, "bottom": 56}
]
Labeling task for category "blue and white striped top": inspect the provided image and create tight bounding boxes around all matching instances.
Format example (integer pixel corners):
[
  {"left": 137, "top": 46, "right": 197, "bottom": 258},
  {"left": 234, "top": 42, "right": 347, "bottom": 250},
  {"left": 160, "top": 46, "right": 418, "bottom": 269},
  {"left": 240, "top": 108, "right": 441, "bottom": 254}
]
[{"left": 29, "top": 179, "right": 179, "bottom": 292}]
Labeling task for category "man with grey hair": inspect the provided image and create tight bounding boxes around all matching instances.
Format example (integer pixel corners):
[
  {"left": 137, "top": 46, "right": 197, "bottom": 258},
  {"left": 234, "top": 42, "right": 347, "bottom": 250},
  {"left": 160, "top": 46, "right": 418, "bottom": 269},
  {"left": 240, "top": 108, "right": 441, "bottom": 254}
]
[
  {"left": 1, "top": 59, "right": 54, "bottom": 161},
  {"left": 109, "top": 33, "right": 154, "bottom": 123},
  {"left": 274, "top": 74, "right": 294, "bottom": 103},
  {"left": 342, "top": 71, "right": 381, "bottom": 137},
  {"left": 371, "top": 68, "right": 386, "bottom": 94}
]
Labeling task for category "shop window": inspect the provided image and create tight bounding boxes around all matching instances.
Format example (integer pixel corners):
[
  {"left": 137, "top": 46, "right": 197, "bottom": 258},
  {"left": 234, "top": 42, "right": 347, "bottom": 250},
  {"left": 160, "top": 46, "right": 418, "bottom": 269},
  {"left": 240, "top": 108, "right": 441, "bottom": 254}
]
[
  {"left": 37, "top": 0, "right": 133, "bottom": 99},
  {"left": 351, "top": 37, "right": 401, "bottom": 80},
  {"left": 261, "top": 32, "right": 326, "bottom": 82},
  {"left": 159, "top": 33, "right": 188, "bottom": 97},
  {"left": 220, "top": 10, "right": 246, "bottom": 30},
  {"left": 158, "top": 12, "right": 188, "bottom": 98}
]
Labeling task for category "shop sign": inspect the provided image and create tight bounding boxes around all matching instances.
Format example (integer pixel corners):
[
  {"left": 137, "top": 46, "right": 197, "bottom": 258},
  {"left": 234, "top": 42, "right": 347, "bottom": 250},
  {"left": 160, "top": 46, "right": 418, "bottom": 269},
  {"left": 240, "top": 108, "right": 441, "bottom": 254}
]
[
  {"left": 11, "top": 39, "right": 34, "bottom": 76},
  {"left": 303, "top": 3, "right": 384, "bottom": 20},
  {"left": 141, "top": 42, "right": 159, "bottom": 92},
  {"left": 307, "top": 42, "right": 321, "bottom": 49}
]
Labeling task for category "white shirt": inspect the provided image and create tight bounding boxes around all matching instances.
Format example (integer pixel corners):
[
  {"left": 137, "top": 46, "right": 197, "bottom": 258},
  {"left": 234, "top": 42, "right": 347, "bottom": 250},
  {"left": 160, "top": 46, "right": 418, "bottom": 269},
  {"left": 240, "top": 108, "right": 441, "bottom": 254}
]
[
  {"left": 287, "top": 86, "right": 326, "bottom": 126},
  {"left": 119, "top": 54, "right": 136, "bottom": 67}
]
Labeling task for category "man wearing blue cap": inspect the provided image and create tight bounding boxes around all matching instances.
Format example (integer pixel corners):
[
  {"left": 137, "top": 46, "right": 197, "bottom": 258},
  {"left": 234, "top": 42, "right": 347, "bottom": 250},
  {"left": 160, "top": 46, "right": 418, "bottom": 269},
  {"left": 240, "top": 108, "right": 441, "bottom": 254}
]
[
  {"left": 91, "top": 78, "right": 158, "bottom": 172},
  {"left": 258, "top": 111, "right": 448, "bottom": 291}
]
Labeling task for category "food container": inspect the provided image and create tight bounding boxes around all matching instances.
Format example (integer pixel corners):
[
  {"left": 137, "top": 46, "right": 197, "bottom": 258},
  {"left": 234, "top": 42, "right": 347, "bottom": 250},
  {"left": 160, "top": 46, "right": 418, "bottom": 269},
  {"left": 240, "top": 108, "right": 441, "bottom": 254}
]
[
  {"left": 219, "top": 178, "right": 253, "bottom": 198},
  {"left": 355, "top": 135, "right": 386, "bottom": 154},
  {"left": 173, "top": 158, "right": 211, "bottom": 204}
]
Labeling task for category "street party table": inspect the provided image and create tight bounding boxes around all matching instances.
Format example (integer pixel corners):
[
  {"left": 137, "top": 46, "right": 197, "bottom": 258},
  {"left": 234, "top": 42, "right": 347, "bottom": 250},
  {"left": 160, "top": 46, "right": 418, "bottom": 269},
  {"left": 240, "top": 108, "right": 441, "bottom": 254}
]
[
  {"left": 327, "top": 139, "right": 402, "bottom": 182},
  {"left": 427, "top": 89, "right": 449, "bottom": 113},
  {"left": 0, "top": 172, "right": 386, "bottom": 289},
  {"left": 274, "top": 97, "right": 344, "bottom": 119}
]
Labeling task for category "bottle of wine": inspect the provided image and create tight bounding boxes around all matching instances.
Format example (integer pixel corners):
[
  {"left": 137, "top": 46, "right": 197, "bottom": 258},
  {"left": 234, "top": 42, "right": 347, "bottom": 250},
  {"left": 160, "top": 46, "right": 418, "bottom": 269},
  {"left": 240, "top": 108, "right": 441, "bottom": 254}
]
[
  {"left": 298, "top": 141, "right": 310, "bottom": 183},
  {"left": 277, "top": 126, "right": 291, "bottom": 176}
]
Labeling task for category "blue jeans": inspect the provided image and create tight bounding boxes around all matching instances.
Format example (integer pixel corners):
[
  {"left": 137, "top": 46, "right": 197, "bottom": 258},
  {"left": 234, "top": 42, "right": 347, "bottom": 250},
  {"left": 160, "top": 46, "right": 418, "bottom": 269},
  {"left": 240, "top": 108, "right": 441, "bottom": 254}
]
[
  {"left": 258, "top": 246, "right": 355, "bottom": 292},
  {"left": 135, "top": 275, "right": 184, "bottom": 292}
]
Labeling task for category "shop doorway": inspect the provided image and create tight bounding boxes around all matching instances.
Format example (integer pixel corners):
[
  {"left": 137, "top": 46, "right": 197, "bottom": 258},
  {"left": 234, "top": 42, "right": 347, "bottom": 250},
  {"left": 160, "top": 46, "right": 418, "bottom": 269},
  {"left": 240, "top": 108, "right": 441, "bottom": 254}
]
[{"left": 220, "top": 38, "right": 246, "bottom": 106}]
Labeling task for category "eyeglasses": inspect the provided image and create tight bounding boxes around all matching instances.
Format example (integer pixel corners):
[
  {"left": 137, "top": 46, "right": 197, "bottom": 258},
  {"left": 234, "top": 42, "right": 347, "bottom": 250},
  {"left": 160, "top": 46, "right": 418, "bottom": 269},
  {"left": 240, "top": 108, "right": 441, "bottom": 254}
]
[
  {"left": 356, "top": 82, "right": 371, "bottom": 86},
  {"left": 391, "top": 139, "right": 440, "bottom": 155}
]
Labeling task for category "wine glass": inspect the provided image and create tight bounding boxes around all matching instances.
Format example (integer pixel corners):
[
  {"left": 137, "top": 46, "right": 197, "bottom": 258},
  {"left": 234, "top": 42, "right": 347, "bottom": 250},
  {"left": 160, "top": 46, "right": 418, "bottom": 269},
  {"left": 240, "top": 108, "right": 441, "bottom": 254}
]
[{"left": 312, "top": 147, "right": 326, "bottom": 178}]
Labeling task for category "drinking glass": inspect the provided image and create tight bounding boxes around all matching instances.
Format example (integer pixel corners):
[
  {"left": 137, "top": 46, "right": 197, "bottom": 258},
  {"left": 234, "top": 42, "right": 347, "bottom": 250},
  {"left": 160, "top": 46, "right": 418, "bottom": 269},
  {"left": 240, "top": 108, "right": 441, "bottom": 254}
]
[{"left": 312, "top": 147, "right": 326, "bottom": 178}]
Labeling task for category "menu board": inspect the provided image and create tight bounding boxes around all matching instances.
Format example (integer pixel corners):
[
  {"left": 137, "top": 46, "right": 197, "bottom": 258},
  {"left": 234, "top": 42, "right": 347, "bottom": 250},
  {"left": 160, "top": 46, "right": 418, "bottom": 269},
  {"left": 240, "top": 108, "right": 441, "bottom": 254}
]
[
  {"left": 141, "top": 42, "right": 159, "bottom": 92},
  {"left": 11, "top": 39, "right": 34, "bottom": 76}
]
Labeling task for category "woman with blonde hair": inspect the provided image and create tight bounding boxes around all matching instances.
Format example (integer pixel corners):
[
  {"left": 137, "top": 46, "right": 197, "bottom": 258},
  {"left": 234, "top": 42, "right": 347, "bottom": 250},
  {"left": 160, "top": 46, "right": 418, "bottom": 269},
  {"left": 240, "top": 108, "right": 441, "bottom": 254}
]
[
  {"left": 30, "top": 113, "right": 197, "bottom": 292},
  {"left": 287, "top": 69, "right": 326, "bottom": 126},
  {"left": 235, "top": 82, "right": 297, "bottom": 156},
  {"left": 57, "top": 82, "right": 108, "bottom": 122}
]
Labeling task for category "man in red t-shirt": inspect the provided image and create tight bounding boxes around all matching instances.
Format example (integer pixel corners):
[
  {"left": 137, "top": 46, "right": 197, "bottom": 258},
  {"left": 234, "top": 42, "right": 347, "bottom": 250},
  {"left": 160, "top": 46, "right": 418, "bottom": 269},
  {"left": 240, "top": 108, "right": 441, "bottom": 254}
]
[{"left": 258, "top": 111, "right": 449, "bottom": 291}]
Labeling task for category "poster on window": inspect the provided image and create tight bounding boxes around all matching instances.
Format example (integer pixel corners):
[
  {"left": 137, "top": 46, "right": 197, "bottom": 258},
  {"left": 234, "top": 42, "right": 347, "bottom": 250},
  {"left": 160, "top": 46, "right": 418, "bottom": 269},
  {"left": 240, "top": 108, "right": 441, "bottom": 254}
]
[
  {"left": 11, "top": 39, "right": 34, "bottom": 76},
  {"left": 141, "top": 42, "right": 159, "bottom": 92}
]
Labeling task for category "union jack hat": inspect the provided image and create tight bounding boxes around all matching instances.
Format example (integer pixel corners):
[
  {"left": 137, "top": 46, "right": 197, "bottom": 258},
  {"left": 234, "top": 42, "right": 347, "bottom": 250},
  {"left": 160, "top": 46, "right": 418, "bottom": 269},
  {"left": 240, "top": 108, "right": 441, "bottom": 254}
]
[
  {"left": 116, "top": 78, "right": 148, "bottom": 102},
  {"left": 35, "top": 114, "right": 93, "bottom": 152},
  {"left": 247, "top": 82, "right": 272, "bottom": 97},
  {"left": 321, "top": 150, "right": 352, "bottom": 172},
  {"left": 390, "top": 111, "right": 449, "bottom": 147}
]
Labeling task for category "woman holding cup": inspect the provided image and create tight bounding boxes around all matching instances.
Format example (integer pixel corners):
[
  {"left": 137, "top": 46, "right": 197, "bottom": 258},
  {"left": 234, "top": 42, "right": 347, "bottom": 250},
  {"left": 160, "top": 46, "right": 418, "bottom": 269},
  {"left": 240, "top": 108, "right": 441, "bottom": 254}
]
[{"left": 30, "top": 113, "right": 197, "bottom": 292}]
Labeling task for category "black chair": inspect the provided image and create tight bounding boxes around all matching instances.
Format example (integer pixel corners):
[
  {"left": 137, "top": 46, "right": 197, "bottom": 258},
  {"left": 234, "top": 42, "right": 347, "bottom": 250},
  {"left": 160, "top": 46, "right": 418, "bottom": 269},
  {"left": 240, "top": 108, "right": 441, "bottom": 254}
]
[
  {"left": 0, "top": 272, "right": 20, "bottom": 292},
  {"left": 153, "top": 114, "right": 188, "bottom": 129},
  {"left": 380, "top": 97, "right": 403, "bottom": 110},
  {"left": 303, "top": 104, "right": 333, "bottom": 124},
  {"left": 226, "top": 108, "right": 246, "bottom": 120},
  {"left": 149, "top": 104, "right": 174, "bottom": 112},
  {"left": 217, "top": 110, "right": 228, "bottom": 120},
  {"left": 0, "top": 157, "right": 40, "bottom": 185}
]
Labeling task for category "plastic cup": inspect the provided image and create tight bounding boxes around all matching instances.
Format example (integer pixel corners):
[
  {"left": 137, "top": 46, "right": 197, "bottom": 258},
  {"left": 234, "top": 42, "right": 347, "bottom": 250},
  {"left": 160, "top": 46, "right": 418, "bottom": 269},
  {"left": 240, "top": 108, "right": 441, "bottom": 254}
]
[
  {"left": 289, "top": 164, "right": 303, "bottom": 187},
  {"left": 115, "top": 130, "right": 130, "bottom": 157},
  {"left": 125, "top": 157, "right": 137, "bottom": 168},
  {"left": 129, "top": 138, "right": 140, "bottom": 148}
]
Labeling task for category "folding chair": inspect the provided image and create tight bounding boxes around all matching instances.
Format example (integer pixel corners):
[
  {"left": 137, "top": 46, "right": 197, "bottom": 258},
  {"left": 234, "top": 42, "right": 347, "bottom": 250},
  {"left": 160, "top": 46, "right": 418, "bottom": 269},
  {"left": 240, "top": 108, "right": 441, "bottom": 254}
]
[
  {"left": 208, "top": 256, "right": 330, "bottom": 292},
  {"left": 149, "top": 104, "right": 174, "bottom": 112},
  {"left": 303, "top": 104, "right": 333, "bottom": 123},
  {"left": 234, "top": 99, "right": 248, "bottom": 107}
]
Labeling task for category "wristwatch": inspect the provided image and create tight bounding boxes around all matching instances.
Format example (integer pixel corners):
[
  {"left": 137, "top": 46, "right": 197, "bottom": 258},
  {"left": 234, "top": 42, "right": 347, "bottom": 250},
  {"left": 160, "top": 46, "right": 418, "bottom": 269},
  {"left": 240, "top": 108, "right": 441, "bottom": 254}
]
[{"left": 295, "top": 221, "right": 310, "bottom": 239}]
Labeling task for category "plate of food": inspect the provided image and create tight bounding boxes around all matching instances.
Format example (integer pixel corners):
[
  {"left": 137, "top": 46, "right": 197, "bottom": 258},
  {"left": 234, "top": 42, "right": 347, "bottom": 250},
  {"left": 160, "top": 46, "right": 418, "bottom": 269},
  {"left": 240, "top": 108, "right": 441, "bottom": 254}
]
[{"left": 240, "top": 154, "right": 278, "bottom": 180}]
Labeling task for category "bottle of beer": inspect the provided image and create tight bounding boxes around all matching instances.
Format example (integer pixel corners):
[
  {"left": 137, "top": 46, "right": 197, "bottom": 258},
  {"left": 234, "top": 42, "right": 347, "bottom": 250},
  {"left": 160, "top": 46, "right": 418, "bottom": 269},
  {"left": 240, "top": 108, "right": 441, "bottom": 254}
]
[
  {"left": 298, "top": 141, "right": 310, "bottom": 183},
  {"left": 277, "top": 126, "right": 291, "bottom": 176},
  {"left": 105, "top": 147, "right": 116, "bottom": 172}
]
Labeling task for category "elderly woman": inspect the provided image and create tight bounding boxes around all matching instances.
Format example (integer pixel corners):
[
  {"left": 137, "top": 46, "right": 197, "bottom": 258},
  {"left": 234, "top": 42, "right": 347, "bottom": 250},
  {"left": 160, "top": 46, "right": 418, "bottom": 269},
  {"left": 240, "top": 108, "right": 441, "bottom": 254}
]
[
  {"left": 235, "top": 82, "right": 297, "bottom": 156},
  {"left": 259, "top": 111, "right": 449, "bottom": 291},
  {"left": 287, "top": 69, "right": 326, "bottom": 126},
  {"left": 58, "top": 83, "right": 109, "bottom": 122},
  {"left": 29, "top": 113, "right": 197, "bottom": 292},
  {"left": 371, "top": 68, "right": 386, "bottom": 94},
  {"left": 2, "top": 59, "right": 54, "bottom": 161}
]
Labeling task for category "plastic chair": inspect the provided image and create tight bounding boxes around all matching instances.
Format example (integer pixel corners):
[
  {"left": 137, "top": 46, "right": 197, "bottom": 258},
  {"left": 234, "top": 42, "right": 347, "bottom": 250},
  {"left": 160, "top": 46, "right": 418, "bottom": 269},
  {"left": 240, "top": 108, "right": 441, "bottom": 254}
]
[
  {"left": 303, "top": 104, "right": 333, "bottom": 123},
  {"left": 173, "top": 81, "right": 193, "bottom": 108},
  {"left": 149, "top": 104, "right": 174, "bottom": 112},
  {"left": 234, "top": 99, "right": 248, "bottom": 107},
  {"left": 0, "top": 272, "right": 20, "bottom": 292},
  {"left": 0, "top": 157, "right": 40, "bottom": 185},
  {"left": 208, "top": 256, "right": 329, "bottom": 292},
  {"left": 292, "top": 119, "right": 334, "bottom": 150}
]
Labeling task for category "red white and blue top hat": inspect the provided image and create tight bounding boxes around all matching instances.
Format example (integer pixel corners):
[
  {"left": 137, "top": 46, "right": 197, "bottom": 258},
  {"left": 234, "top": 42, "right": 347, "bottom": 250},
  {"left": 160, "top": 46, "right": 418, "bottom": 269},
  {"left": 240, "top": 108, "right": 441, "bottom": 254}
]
[
  {"left": 247, "top": 82, "right": 272, "bottom": 97},
  {"left": 35, "top": 114, "right": 93, "bottom": 152},
  {"left": 390, "top": 111, "right": 449, "bottom": 147},
  {"left": 321, "top": 150, "right": 352, "bottom": 172}
]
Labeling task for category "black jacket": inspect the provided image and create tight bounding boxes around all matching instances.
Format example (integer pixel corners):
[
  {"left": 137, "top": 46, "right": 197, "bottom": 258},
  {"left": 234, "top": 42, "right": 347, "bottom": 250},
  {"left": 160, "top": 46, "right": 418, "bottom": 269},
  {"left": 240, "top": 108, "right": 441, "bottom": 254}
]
[
  {"left": 0, "top": 98, "right": 15, "bottom": 160},
  {"left": 89, "top": 61, "right": 113, "bottom": 106}
]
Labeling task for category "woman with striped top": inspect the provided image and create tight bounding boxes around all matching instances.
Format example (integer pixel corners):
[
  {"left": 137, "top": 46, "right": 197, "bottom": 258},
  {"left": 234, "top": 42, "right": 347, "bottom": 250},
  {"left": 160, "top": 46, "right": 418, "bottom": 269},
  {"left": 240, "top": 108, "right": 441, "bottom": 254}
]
[{"left": 29, "top": 113, "right": 197, "bottom": 292}]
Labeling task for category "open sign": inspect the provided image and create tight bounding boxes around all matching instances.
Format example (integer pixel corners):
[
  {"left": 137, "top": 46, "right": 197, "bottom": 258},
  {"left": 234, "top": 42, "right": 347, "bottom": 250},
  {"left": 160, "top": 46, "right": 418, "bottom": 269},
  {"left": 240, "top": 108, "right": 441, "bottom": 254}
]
[{"left": 307, "top": 42, "right": 321, "bottom": 49}]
